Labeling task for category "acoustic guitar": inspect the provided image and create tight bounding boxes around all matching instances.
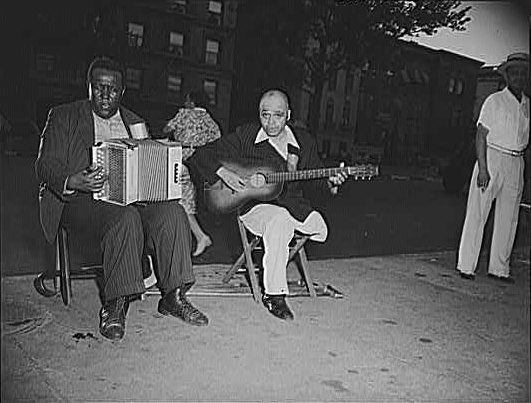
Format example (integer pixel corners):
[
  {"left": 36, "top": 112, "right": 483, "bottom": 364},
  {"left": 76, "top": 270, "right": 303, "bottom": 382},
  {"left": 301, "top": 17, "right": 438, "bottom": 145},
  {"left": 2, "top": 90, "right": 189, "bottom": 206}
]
[{"left": 204, "top": 160, "right": 379, "bottom": 214}]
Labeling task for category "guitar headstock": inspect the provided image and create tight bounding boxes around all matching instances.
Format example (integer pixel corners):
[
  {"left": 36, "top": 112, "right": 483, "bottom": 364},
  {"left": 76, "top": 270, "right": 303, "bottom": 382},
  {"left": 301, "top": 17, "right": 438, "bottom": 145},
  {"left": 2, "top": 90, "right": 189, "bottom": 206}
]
[{"left": 346, "top": 164, "right": 379, "bottom": 180}]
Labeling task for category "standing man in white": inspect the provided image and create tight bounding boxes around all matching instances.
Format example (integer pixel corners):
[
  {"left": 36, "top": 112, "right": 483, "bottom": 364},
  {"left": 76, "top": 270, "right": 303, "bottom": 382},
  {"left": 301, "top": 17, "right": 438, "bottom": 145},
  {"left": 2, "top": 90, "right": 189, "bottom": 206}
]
[{"left": 457, "top": 52, "right": 529, "bottom": 282}]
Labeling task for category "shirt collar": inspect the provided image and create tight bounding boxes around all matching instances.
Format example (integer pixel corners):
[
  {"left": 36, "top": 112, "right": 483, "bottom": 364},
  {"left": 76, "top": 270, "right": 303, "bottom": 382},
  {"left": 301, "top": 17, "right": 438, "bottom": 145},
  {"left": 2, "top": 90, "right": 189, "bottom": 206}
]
[
  {"left": 92, "top": 109, "right": 122, "bottom": 123},
  {"left": 502, "top": 86, "right": 529, "bottom": 106},
  {"left": 254, "top": 125, "right": 300, "bottom": 149}
]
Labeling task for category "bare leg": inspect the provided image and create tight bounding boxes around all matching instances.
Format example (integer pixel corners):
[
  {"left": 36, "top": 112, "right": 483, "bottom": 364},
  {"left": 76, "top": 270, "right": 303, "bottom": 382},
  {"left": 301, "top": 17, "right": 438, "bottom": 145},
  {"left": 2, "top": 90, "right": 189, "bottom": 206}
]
[{"left": 188, "top": 213, "right": 212, "bottom": 256}]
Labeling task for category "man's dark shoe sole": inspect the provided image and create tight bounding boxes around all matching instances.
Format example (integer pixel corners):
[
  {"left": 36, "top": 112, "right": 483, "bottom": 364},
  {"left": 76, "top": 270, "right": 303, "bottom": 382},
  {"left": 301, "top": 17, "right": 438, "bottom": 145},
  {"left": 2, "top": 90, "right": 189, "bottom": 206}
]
[
  {"left": 459, "top": 272, "right": 475, "bottom": 280},
  {"left": 158, "top": 299, "right": 208, "bottom": 326},
  {"left": 487, "top": 273, "right": 515, "bottom": 283},
  {"left": 262, "top": 295, "right": 294, "bottom": 321},
  {"left": 99, "top": 297, "right": 129, "bottom": 341},
  {"left": 99, "top": 322, "right": 125, "bottom": 341}
]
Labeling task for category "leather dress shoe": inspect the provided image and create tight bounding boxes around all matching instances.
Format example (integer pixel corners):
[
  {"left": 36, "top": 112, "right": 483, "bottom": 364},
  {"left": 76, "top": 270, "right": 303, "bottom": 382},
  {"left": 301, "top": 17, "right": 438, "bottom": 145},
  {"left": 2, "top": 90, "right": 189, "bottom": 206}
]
[
  {"left": 459, "top": 272, "right": 475, "bottom": 280},
  {"left": 262, "top": 294, "right": 294, "bottom": 321},
  {"left": 158, "top": 288, "right": 208, "bottom": 326},
  {"left": 99, "top": 296, "right": 129, "bottom": 341},
  {"left": 487, "top": 273, "right": 515, "bottom": 283}
]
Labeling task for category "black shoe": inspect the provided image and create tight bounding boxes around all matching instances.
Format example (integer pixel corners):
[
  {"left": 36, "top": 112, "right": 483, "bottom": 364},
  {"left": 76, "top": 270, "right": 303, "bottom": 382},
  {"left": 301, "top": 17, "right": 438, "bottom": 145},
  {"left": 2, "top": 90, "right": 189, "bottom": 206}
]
[
  {"left": 262, "top": 294, "right": 294, "bottom": 321},
  {"left": 487, "top": 273, "right": 515, "bottom": 283},
  {"left": 459, "top": 272, "right": 475, "bottom": 280},
  {"left": 158, "top": 288, "right": 208, "bottom": 326},
  {"left": 99, "top": 296, "right": 129, "bottom": 341}
]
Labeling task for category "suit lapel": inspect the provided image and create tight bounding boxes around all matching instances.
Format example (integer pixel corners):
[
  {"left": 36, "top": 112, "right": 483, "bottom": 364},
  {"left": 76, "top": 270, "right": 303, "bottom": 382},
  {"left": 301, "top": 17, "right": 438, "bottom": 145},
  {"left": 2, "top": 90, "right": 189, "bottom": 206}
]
[
  {"left": 119, "top": 106, "right": 133, "bottom": 138},
  {"left": 78, "top": 100, "right": 95, "bottom": 145}
]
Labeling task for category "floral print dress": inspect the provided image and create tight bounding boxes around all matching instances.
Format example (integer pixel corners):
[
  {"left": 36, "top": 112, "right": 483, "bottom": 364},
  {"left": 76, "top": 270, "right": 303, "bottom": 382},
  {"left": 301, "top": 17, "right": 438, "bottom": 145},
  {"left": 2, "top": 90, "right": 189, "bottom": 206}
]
[{"left": 164, "top": 107, "right": 221, "bottom": 214}]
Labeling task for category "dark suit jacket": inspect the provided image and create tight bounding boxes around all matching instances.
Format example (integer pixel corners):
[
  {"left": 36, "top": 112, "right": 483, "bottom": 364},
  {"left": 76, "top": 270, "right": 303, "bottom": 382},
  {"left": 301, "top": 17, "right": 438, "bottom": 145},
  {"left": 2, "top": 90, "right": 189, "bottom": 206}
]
[
  {"left": 188, "top": 122, "right": 329, "bottom": 221},
  {"left": 35, "top": 100, "right": 144, "bottom": 243}
]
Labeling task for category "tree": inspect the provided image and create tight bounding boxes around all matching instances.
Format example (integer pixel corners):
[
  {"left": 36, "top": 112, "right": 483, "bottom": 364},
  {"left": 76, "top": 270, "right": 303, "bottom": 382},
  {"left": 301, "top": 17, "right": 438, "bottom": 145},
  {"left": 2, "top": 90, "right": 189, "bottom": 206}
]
[
  {"left": 231, "top": 0, "right": 308, "bottom": 125},
  {"left": 295, "top": 0, "right": 471, "bottom": 135}
]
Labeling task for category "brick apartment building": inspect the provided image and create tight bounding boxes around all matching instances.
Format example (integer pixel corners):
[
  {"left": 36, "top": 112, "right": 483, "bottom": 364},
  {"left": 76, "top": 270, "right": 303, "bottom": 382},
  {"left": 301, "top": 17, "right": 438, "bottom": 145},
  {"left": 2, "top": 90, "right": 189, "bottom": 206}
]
[{"left": 3, "top": 0, "right": 239, "bottom": 151}]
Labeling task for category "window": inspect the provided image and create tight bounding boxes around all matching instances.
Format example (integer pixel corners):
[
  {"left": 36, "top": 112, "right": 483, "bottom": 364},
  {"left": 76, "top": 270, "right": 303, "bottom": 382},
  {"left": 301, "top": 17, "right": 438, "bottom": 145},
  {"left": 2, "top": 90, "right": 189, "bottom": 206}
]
[
  {"left": 345, "top": 71, "right": 354, "bottom": 94},
  {"left": 448, "top": 77, "right": 455, "bottom": 94},
  {"left": 328, "top": 70, "right": 337, "bottom": 92},
  {"left": 166, "top": 0, "right": 186, "bottom": 13},
  {"left": 421, "top": 70, "right": 430, "bottom": 84},
  {"left": 203, "top": 79, "right": 217, "bottom": 105},
  {"left": 127, "top": 23, "right": 144, "bottom": 47},
  {"left": 208, "top": 1, "right": 222, "bottom": 25},
  {"left": 342, "top": 101, "right": 351, "bottom": 127},
  {"left": 169, "top": 32, "right": 184, "bottom": 56},
  {"left": 167, "top": 75, "right": 182, "bottom": 93},
  {"left": 36, "top": 53, "right": 54, "bottom": 71},
  {"left": 325, "top": 98, "right": 334, "bottom": 127},
  {"left": 451, "top": 108, "right": 462, "bottom": 127},
  {"left": 126, "top": 68, "right": 142, "bottom": 89},
  {"left": 205, "top": 39, "right": 220, "bottom": 65},
  {"left": 456, "top": 79, "right": 464, "bottom": 95}
]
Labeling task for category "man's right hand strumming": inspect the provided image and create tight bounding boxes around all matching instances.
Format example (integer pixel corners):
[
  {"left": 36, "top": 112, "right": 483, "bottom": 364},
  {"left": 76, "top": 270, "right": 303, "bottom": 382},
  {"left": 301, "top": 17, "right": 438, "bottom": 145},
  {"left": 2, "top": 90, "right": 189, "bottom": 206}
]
[{"left": 216, "top": 166, "right": 246, "bottom": 192}]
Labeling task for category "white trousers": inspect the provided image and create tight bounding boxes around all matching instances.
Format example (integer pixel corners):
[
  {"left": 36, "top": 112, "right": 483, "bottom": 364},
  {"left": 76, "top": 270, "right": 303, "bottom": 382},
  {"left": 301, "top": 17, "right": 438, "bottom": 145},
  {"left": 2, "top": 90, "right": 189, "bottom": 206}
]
[
  {"left": 240, "top": 204, "right": 328, "bottom": 295},
  {"left": 457, "top": 148, "right": 525, "bottom": 277}
]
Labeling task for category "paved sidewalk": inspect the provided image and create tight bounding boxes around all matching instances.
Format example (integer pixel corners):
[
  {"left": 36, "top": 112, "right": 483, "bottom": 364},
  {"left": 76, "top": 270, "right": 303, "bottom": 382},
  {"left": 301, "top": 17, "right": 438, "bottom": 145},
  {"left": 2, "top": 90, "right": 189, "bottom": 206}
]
[{"left": 1, "top": 249, "right": 529, "bottom": 402}]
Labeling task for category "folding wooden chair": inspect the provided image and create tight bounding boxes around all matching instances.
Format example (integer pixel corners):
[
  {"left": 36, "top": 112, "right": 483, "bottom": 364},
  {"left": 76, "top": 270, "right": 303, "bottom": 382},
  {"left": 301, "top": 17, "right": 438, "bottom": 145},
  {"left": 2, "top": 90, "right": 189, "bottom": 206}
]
[
  {"left": 222, "top": 215, "right": 317, "bottom": 302},
  {"left": 34, "top": 226, "right": 100, "bottom": 306},
  {"left": 34, "top": 226, "right": 154, "bottom": 306}
]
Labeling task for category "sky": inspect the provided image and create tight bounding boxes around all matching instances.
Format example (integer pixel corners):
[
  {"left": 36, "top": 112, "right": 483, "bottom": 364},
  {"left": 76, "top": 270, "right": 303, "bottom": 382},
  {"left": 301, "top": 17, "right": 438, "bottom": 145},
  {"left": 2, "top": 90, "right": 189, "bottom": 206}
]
[{"left": 405, "top": 1, "right": 529, "bottom": 66}]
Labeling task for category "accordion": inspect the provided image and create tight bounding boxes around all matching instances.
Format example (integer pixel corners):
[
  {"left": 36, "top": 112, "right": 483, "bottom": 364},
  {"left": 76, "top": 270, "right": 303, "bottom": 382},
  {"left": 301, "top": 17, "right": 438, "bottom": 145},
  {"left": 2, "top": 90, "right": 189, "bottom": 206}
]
[{"left": 92, "top": 138, "right": 182, "bottom": 206}]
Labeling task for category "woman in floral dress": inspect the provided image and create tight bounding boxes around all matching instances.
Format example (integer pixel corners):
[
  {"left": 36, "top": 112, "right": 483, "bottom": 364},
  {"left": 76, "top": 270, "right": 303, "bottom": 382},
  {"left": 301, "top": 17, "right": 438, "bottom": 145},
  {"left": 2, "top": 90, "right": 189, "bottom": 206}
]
[{"left": 163, "top": 90, "right": 221, "bottom": 256}]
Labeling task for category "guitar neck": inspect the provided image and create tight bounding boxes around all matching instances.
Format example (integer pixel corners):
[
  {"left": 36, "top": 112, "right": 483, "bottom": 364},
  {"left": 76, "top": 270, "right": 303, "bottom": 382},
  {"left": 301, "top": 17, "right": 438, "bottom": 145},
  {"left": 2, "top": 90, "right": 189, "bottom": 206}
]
[{"left": 265, "top": 166, "right": 366, "bottom": 183}]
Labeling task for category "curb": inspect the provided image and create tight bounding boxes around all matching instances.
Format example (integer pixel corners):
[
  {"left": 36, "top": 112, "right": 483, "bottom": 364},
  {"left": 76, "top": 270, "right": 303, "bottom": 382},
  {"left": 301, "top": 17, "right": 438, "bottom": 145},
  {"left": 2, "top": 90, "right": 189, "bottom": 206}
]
[{"left": 377, "top": 173, "right": 443, "bottom": 183}]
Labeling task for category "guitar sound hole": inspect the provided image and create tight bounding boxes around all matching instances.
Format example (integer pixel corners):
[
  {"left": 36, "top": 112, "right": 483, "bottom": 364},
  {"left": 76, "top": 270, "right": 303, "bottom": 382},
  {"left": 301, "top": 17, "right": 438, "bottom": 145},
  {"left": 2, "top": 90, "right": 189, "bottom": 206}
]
[{"left": 249, "top": 173, "right": 266, "bottom": 188}]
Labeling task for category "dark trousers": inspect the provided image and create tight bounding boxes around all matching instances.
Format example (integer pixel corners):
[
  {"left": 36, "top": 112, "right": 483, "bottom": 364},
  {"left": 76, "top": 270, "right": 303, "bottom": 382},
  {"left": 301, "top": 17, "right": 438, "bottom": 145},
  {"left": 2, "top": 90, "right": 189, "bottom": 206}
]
[{"left": 61, "top": 195, "right": 194, "bottom": 302}]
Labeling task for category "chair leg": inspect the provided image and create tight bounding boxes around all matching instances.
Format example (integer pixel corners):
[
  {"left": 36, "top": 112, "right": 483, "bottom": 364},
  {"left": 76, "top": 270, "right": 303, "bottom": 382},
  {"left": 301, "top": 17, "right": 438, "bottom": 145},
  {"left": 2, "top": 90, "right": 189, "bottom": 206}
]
[
  {"left": 223, "top": 237, "right": 260, "bottom": 283},
  {"left": 58, "top": 227, "right": 72, "bottom": 306},
  {"left": 288, "top": 235, "right": 316, "bottom": 298},
  {"left": 297, "top": 245, "right": 316, "bottom": 298},
  {"left": 237, "top": 219, "right": 261, "bottom": 303},
  {"left": 33, "top": 272, "right": 58, "bottom": 297},
  {"left": 223, "top": 252, "right": 246, "bottom": 284}
]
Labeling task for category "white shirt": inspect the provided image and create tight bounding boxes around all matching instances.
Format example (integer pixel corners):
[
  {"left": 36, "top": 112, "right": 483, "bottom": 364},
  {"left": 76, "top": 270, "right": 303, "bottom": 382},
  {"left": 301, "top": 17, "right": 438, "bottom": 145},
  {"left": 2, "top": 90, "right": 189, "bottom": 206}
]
[
  {"left": 254, "top": 125, "right": 300, "bottom": 160},
  {"left": 93, "top": 110, "right": 130, "bottom": 143},
  {"left": 64, "top": 110, "right": 130, "bottom": 195},
  {"left": 478, "top": 87, "right": 530, "bottom": 152}
]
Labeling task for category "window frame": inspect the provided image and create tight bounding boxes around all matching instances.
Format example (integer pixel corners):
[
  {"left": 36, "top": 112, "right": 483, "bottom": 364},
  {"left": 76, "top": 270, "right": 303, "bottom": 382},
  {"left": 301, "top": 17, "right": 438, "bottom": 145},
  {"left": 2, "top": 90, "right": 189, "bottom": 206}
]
[
  {"left": 207, "top": 0, "right": 223, "bottom": 25},
  {"left": 205, "top": 39, "right": 220, "bottom": 65},
  {"left": 203, "top": 79, "right": 218, "bottom": 106},
  {"left": 169, "top": 31, "right": 185, "bottom": 56},
  {"left": 167, "top": 74, "right": 183, "bottom": 94},
  {"left": 127, "top": 22, "right": 144, "bottom": 48},
  {"left": 126, "top": 67, "right": 142, "bottom": 90}
]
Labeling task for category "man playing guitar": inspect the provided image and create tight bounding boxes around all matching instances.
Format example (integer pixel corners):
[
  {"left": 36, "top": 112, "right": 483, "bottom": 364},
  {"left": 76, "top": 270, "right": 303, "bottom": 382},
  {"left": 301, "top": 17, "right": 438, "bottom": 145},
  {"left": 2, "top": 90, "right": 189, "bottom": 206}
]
[{"left": 188, "top": 89, "right": 348, "bottom": 320}]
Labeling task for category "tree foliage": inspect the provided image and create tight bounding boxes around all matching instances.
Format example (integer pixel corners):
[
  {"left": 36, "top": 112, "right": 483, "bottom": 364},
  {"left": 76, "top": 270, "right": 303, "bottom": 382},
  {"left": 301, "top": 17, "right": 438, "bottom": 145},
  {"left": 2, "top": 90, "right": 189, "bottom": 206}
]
[{"left": 281, "top": 0, "right": 472, "bottom": 134}]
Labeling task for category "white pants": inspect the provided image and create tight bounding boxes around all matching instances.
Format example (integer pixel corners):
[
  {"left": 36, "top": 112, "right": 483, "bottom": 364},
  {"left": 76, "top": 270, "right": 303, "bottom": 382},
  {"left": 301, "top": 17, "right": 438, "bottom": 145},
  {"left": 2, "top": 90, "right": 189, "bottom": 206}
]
[
  {"left": 457, "top": 148, "right": 525, "bottom": 277},
  {"left": 240, "top": 204, "right": 328, "bottom": 295}
]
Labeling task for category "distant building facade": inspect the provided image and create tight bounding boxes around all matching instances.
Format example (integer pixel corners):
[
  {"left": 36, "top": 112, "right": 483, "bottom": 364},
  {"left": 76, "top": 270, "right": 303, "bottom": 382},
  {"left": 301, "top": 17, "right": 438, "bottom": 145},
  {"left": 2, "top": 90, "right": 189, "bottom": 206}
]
[
  {"left": 473, "top": 66, "right": 506, "bottom": 122},
  {"left": 5, "top": 0, "right": 239, "bottom": 139},
  {"left": 291, "top": 40, "right": 484, "bottom": 164}
]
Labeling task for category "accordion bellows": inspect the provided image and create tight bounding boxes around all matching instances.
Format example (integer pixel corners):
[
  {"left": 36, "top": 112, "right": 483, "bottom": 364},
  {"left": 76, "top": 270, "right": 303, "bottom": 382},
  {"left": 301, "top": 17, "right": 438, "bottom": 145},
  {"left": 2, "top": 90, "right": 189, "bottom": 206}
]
[{"left": 93, "top": 138, "right": 182, "bottom": 206}]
